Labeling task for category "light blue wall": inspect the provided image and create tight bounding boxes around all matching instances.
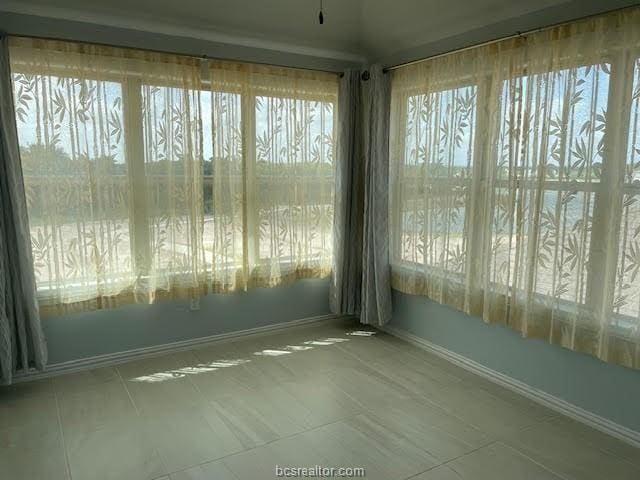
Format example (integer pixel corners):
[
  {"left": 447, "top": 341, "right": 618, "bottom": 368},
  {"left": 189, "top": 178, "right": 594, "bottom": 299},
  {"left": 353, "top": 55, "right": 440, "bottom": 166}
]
[
  {"left": 44, "top": 279, "right": 331, "bottom": 365},
  {"left": 390, "top": 289, "right": 640, "bottom": 433}
]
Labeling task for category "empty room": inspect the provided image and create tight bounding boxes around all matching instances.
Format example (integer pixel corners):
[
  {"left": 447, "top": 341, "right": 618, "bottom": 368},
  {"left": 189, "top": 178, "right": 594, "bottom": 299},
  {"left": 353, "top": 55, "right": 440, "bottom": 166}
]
[{"left": 2, "top": 1, "right": 640, "bottom": 479}]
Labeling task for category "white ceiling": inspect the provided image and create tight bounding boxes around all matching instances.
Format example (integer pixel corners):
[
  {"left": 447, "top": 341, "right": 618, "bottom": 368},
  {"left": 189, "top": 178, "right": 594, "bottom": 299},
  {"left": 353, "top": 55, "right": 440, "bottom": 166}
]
[{"left": 1, "top": 0, "right": 637, "bottom": 66}]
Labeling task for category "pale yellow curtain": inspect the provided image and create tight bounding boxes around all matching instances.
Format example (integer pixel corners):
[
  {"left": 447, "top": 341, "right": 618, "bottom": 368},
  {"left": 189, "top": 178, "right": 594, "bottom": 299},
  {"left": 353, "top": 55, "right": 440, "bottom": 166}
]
[
  {"left": 390, "top": 8, "right": 640, "bottom": 369},
  {"left": 9, "top": 38, "right": 337, "bottom": 316}
]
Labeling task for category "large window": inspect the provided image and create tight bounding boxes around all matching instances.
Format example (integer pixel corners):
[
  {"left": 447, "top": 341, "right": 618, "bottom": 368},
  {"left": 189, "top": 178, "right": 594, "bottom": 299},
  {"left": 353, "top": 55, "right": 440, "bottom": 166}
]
[
  {"left": 254, "top": 95, "right": 334, "bottom": 272},
  {"left": 389, "top": 9, "right": 640, "bottom": 369},
  {"left": 395, "top": 85, "right": 476, "bottom": 276},
  {"left": 9, "top": 38, "right": 337, "bottom": 315}
]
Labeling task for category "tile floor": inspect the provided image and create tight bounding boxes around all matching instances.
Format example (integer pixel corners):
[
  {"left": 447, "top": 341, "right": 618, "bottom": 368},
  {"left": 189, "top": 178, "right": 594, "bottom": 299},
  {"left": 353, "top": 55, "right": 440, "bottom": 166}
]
[{"left": 1, "top": 318, "right": 639, "bottom": 480}]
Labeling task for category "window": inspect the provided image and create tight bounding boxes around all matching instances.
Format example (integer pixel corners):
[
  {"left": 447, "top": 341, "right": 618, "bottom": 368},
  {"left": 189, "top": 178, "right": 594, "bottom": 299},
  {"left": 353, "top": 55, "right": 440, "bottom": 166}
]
[
  {"left": 254, "top": 95, "right": 334, "bottom": 272},
  {"left": 616, "top": 56, "right": 640, "bottom": 321},
  {"left": 394, "top": 86, "right": 476, "bottom": 276},
  {"left": 389, "top": 9, "right": 640, "bottom": 369},
  {"left": 13, "top": 71, "right": 133, "bottom": 302},
  {"left": 492, "top": 63, "right": 609, "bottom": 305},
  {"left": 9, "top": 38, "right": 338, "bottom": 315}
]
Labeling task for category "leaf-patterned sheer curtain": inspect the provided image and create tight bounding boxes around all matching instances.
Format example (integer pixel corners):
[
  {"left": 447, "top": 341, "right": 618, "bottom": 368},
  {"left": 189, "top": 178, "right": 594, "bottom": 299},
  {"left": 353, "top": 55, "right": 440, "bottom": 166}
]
[
  {"left": 8, "top": 38, "right": 337, "bottom": 316},
  {"left": 389, "top": 8, "right": 640, "bottom": 369}
]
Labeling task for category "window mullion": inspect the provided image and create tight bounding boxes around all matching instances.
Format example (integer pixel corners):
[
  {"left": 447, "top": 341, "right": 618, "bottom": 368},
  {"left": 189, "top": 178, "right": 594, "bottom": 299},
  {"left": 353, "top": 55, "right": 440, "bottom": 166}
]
[
  {"left": 389, "top": 90, "right": 407, "bottom": 265},
  {"left": 464, "top": 74, "right": 497, "bottom": 314},
  {"left": 122, "top": 77, "right": 150, "bottom": 282},
  {"left": 241, "top": 91, "right": 257, "bottom": 286},
  {"left": 587, "top": 52, "right": 635, "bottom": 332}
]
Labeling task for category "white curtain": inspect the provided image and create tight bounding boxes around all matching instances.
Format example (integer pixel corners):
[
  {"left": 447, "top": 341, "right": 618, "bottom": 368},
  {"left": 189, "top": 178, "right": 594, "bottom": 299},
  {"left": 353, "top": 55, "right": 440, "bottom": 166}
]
[
  {"left": 9, "top": 37, "right": 337, "bottom": 317},
  {"left": 389, "top": 8, "right": 640, "bottom": 369}
]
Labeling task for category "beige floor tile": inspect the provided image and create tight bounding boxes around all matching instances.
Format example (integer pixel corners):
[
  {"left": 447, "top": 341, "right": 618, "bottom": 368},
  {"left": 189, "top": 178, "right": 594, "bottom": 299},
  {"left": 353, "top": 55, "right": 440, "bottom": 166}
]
[
  {"left": 125, "top": 376, "right": 204, "bottom": 416},
  {"left": 335, "top": 333, "right": 401, "bottom": 362},
  {"left": 295, "top": 426, "right": 396, "bottom": 480},
  {"left": 345, "top": 414, "right": 441, "bottom": 475},
  {"left": 0, "top": 421, "right": 69, "bottom": 480},
  {"left": 52, "top": 367, "right": 121, "bottom": 393},
  {"left": 280, "top": 376, "right": 363, "bottom": 424},
  {"left": 267, "top": 433, "right": 332, "bottom": 467},
  {"left": 242, "top": 355, "right": 301, "bottom": 384},
  {"left": 505, "top": 420, "right": 640, "bottom": 480},
  {"left": 223, "top": 434, "right": 330, "bottom": 480},
  {"left": 368, "top": 352, "right": 463, "bottom": 395},
  {"left": 170, "top": 460, "right": 238, "bottom": 480},
  {"left": 547, "top": 416, "right": 640, "bottom": 468},
  {"left": 253, "top": 384, "right": 325, "bottom": 429},
  {"left": 402, "top": 348, "right": 479, "bottom": 382},
  {"left": 411, "top": 466, "right": 463, "bottom": 480},
  {"left": 421, "top": 381, "right": 543, "bottom": 437},
  {"left": 58, "top": 381, "right": 138, "bottom": 435},
  {"left": 188, "top": 363, "right": 257, "bottom": 402},
  {"left": 0, "top": 386, "right": 59, "bottom": 431},
  {"left": 65, "top": 420, "right": 165, "bottom": 480},
  {"left": 222, "top": 443, "right": 289, "bottom": 480},
  {"left": 465, "top": 377, "right": 557, "bottom": 421},
  {"left": 447, "top": 441, "right": 564, "bottom": 479},
  {"left": 142, "top": 408, "right": 244, "bottom": 473},
  {"left": 325, "top": 366, "right": 414, "bottom": 410},
  {"left": 208, "top": 390, "right": 305, "bottom": 449},
  {"left": 274, "top": 343, "right": 357, "bottom": 377},
  {"left": 0, "top": 378, "right": 54, "bottom": 401},
  {"left": 365, "top": 397, "right": 492, "bottom": 462}
]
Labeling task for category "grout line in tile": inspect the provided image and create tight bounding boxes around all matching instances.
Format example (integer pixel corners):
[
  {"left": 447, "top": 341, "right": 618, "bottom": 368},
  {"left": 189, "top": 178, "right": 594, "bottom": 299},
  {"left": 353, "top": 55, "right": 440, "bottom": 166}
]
[
  {"left": 403, "top": 440, "right": 500, "bottom": 480},
  {"left": 162, "top": 415, "right": 350, "bottom": 476},
  {"left": 497, "top": 440, "right": 573, "bottom": 480},
  {"left": 52, "top": 385, "right": 74, "bottom": 480},
  {"left": 117, "top": 361, "right": 171, "bottom": 477}
]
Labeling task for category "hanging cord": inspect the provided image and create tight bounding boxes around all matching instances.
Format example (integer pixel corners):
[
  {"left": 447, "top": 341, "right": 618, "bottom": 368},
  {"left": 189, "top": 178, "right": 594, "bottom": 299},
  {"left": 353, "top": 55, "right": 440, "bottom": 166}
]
[{"left": 319, "top": 0, "right": 324, "bottom": 24}]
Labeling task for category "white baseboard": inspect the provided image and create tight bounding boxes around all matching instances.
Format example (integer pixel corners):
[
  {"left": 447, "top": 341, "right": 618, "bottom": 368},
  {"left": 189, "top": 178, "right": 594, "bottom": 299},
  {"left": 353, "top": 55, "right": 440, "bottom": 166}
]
[
  {"left": 14, "top": 314, "right": 348, "bottom": 383},
  {"left": 381, "top": 324, "right": 640, "bottom": 449}
]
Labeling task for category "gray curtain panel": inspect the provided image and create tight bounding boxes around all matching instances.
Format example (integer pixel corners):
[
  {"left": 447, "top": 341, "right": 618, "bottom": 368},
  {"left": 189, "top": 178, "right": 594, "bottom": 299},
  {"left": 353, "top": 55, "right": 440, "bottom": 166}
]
[
  {"left": 330, "top": 70, "right": 363, "bottom": 316},
  {"left": 0, "top": 36, "right": 47, "bottom": 384},
  {"left": 360, "top": 65, "right": 392, "bottom": 326}
]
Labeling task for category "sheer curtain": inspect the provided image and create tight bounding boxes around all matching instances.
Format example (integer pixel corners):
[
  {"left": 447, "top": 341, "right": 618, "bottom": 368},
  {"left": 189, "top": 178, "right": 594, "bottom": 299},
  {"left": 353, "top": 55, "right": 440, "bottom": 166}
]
[
  {"left": 9, "top": 37, "right": 337, "bottom": 316},
  {"left": 390, "top": 8, "right": 640, "bottom": 369}
]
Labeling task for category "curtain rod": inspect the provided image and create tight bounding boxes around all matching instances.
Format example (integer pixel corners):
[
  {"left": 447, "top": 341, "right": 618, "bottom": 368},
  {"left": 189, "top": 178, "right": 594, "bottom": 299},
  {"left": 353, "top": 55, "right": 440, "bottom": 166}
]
[
  {"left": 383, "top": 4, "right": 639, "bottom": 73},
  {"left": 8, "top": 33, "right": 345, "bottom": 77}
]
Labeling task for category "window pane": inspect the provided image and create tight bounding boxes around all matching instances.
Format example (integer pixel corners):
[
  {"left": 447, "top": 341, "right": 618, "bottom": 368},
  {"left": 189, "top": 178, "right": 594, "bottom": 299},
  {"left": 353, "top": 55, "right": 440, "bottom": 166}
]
[
  {"left": 492, "top": 64, "right": 609, "bottom": 305},
  {"left": 397, "top": 86, "right": 476, "bottom": 274},
  {"left": 615, "top": 57, "right": 640, "bottom": 319},
  {"left": 203, "top": 90, "right": 244, "bottom": 272},
  {"left": 141, "top": 84, "right": 206, "bottom": 280},
  {"left": 254, "top": 96, "right": 335, "bottom": 270},
  {"left": 12, "top": 73, "right": 131, "bottom": 300}
]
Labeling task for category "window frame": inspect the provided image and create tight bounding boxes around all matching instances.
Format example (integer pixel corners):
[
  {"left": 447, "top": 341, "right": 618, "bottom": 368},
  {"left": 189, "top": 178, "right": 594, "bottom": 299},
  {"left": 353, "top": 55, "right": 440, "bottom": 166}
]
[
  {"left": 10, "top": 53, "right": 338, "bottom": 303},
  {"left": 390, "top": 44, "right": 640, "bottom": 331}
]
